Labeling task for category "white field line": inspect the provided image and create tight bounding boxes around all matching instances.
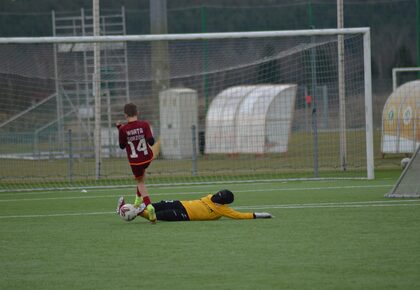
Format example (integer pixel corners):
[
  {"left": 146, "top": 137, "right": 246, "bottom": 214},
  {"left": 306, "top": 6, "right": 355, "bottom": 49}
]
[
  {"left": 0, "top": 182, "right": 394, "bottom": 197},
  {"left": 0, "top": 200, "right": 419, "bottom": 219},
  {"left": 0, "top": 211, "right": 113, "bottom": 219},
  {"left": 0, "top": 184, "right": 394, "bottom": 202},
  {"left": 235, "top": 199, "right": 420, "bottom": 210}
]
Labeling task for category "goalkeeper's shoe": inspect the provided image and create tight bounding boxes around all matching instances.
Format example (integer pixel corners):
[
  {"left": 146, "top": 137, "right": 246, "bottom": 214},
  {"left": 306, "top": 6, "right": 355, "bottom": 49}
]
[
  {"left": 147, "top": 204, "right": 157, "bottom": 223},
  {"left": 134, "top": 196, "right": 142, "bottom": 208},
  {"left": 116, "top": 196, "right": 125, "bottom": 214}
]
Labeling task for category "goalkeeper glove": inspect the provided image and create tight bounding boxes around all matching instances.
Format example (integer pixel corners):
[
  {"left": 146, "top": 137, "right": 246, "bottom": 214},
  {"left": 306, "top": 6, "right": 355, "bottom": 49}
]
[{"left": 253, "top": 212, "right": 273, "bottom": 219}]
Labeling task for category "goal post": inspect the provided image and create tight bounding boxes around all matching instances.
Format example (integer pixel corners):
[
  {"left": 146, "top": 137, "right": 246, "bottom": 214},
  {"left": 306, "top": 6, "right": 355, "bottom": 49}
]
[{"left": 0, "top": 28, "right": 374, "bottom": 191}]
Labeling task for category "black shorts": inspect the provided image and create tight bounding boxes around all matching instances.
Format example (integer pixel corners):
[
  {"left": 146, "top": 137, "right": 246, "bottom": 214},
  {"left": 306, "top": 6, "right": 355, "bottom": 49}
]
[{"left": 152, "top": 200, "right": 190, "bottom": 221}]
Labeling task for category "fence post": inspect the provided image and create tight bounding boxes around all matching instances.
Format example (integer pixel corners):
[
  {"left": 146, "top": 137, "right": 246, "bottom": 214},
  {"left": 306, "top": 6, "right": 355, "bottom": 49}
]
[
  {"left": 68, "top": 129, "right": 73, "bottom": 182},
  {"left": 191, "top": 125, "right": 197, "bottom": 176}
]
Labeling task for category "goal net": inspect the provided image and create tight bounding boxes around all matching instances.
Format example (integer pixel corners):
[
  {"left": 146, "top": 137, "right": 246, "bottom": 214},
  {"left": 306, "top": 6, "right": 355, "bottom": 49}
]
[
  {"left": 386, "top": 145, "right": 420, "bottom": 198},
  {"left": 0, "top": 28, "right": 374, "bottom": 191}
]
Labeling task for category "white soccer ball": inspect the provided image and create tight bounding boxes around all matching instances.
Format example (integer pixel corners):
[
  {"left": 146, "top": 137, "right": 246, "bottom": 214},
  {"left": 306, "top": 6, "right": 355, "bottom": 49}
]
[
  {"left": 400, "top": 157, "right": 411, "bottom": 170},
  {"left": 119, "top": 203, "right": 138, "bottom": 222}
]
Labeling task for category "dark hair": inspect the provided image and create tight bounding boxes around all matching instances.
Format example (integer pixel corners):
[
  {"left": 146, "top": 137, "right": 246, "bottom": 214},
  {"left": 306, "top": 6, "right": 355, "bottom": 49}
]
[
  {"left": 124, "top": 103, "right": 138, "bottom": 117},
  {"left": 211, "top": 189, "right": 234, "bottom": 204}
]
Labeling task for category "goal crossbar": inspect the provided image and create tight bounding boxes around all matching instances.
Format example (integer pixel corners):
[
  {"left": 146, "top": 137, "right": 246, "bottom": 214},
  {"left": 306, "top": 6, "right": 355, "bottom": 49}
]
[{"left": 0, "top": 28, "right": 370, "bottom": 44}]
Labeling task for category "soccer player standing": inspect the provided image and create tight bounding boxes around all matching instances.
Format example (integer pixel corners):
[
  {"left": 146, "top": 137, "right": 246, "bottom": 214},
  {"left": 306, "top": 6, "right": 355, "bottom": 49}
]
[{"left": 116, "top": 103, "right": 156, "bottom": 223}]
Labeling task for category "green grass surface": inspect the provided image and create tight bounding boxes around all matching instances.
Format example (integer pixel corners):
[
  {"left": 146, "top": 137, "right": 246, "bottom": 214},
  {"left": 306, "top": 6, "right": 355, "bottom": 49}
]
[{"left": 1, "top": 170, "right": 419, "bottom": 289}]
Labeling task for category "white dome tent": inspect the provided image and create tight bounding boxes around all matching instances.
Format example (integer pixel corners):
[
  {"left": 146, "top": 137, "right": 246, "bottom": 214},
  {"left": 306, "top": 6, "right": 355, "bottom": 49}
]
[
  {"left": 205, "top": 86, "right": 256, "bottom": 153},
  {"left": 381, "top": 80, "right": 420, "bottom": 154},
  {"left": 205, "top": 84, "right": 297, "bottom": 154}
]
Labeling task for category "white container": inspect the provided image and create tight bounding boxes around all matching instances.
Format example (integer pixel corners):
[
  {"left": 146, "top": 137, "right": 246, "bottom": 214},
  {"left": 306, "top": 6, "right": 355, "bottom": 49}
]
[{"left": 159, "top": 88, "right": 198, "bottom": 159}]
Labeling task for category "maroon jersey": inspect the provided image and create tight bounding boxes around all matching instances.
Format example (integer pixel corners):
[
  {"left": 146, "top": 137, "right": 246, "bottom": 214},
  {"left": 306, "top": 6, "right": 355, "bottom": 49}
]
[{"left": 118, "top": 120, "right": 154, "bottom": 165}]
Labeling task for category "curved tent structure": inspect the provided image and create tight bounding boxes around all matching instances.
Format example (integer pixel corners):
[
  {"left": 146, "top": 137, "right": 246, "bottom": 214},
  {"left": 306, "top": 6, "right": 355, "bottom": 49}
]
[
  {"left": 381, "top": 80, "right": 420, "bottom": 154},
  {"left": 205, "top": 84, "right": 297, "bottom": 154},
  {"left": 205, "top": 86, "right": 256, "bottom": 153}
]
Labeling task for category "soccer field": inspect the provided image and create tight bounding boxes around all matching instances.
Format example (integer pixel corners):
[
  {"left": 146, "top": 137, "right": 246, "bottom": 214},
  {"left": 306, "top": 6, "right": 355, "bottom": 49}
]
[{"left": 1, "top": 170, "right": 419, "bottom": 290}]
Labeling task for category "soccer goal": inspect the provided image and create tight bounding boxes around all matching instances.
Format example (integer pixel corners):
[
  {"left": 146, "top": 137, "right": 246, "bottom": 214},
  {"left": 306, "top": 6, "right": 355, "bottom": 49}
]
[
  {"left": 386, "top": 145, "right": 420, "bottom": 198},
  {"left": 0, "top": 28, "right": 374, "bottom": 191},
  {"left": 392, "top": 67, "right": 420, "bottom": 92}
]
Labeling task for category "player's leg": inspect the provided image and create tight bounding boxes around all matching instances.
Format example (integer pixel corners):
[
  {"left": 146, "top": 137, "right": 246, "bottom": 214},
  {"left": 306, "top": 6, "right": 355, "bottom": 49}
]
[
  {"left": 130, "top": 164, "right": 152, "bottom": 206},
  {"left": 136, "top": 176, "right": 152, "bottom": 206},
  {"left": 130, "top": 164, "right": 151, "bottom": 207},
  {"left": 116, "top": 196, "right": 125, "bottom": 214},
  {"left": 156, "top": 209, "right": 189, "bottom": 221},
  {"left": 135, "top": 176, "right": 156, "bottom": 223},
  {"left": 153, "top": 200, "right": 190, "bottom": 221},
  {"left": 131, "top": 164, "right": 156, "bottom": 223},
  {"left": 137, "top": 200, "right": 189, "bottom": 221}
]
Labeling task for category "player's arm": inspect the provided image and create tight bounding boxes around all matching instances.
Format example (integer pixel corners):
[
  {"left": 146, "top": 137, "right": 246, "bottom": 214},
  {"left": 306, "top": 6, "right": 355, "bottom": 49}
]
[
  {"left": 214, "top": 205, "right": 254, "bottom": 219},
  {"left": 118, "top": 126, "right": 127, "bottom": 149},
  {"left": 147, "top": 137, "right": 155, "bottom": 146},
  {"left": 214, "top": 205, "right": 272, "bottom": 219},
  {"left": 144, "top": 121, "right": 155, "bottom": 146}
]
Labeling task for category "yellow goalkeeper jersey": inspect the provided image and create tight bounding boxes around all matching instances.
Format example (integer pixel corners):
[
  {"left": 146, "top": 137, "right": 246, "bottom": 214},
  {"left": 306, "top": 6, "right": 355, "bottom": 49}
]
[{"left": 180, "top": 194, "right": 254, "bottom": 221}]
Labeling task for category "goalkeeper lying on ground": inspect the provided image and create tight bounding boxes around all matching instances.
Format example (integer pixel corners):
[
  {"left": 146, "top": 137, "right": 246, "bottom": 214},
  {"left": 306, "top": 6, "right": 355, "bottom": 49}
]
[{"left": 117, "top": 189, "right": 272, "bottom": 222}]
